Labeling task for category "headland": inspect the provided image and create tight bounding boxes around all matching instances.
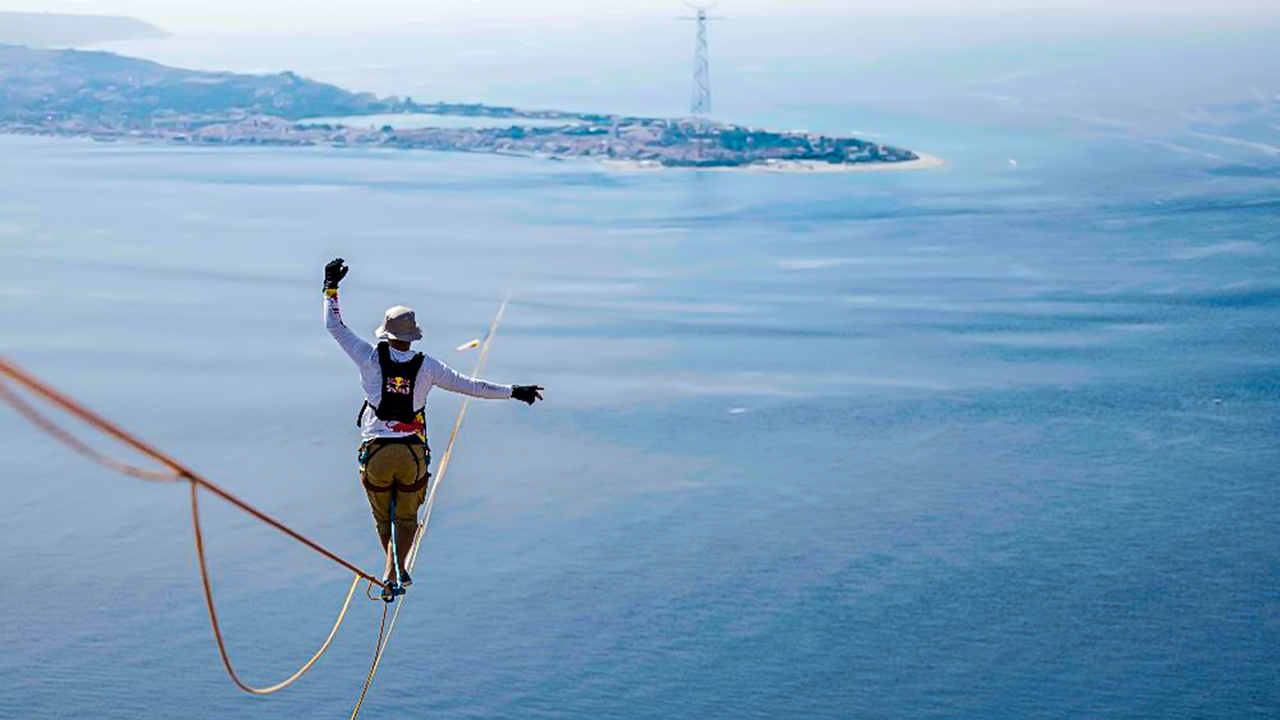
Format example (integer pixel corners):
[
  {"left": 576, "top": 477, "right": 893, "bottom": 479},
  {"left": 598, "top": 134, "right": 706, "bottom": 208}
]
[{"left": 0, "top": 43, "right": 924, "bottom": 170}]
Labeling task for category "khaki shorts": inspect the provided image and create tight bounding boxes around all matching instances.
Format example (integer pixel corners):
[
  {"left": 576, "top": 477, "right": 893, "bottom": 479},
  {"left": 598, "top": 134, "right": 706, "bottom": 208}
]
[{"left": 359, "top": 439, "right": 430, "bottom": 537}]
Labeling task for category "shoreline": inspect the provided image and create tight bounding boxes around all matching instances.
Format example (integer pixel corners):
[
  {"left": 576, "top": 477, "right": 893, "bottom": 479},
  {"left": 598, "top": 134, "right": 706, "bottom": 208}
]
[
  {"left": 0, "top": 129, "right": 944, "bottom": 174},
  {"left": 598, "top": 151, "right": 945, "bottom": 174},
  {"left": 2, "top": 43, "right": 930, "bottom": 174}
]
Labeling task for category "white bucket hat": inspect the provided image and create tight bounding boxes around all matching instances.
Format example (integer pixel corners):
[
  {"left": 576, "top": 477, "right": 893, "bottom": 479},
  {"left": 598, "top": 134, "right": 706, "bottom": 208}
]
[{"left": 375, "top": 305, "right": 423, "bottom": 342}]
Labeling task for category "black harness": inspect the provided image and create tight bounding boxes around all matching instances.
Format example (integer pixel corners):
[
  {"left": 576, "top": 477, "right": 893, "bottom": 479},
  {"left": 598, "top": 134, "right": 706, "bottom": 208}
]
[
  {"left": 356, "top": 342, "right": 431, "bottom": 494},
  {"left": 357, "top": 342, "right": 426, "bottom": 426},
  {"left": 358, "top": 435, "right": 431, "bottom": 494}
]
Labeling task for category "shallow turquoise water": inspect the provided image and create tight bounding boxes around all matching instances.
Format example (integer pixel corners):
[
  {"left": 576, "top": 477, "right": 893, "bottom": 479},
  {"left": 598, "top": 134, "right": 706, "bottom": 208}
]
[{"left": 2, "top": 16, "right": 1279, "bottom": 719}]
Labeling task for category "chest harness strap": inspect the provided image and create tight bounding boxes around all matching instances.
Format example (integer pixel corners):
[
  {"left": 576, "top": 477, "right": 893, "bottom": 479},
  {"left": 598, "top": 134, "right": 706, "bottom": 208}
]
[{"left": 358, "top": 342, "right": 430, "bottom": 493}]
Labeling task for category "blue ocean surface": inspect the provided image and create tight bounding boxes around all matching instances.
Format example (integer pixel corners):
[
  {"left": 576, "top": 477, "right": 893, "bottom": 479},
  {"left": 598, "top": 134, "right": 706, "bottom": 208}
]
[{"left": 1, "top": 14, "right": 1278, "bottom": 719}]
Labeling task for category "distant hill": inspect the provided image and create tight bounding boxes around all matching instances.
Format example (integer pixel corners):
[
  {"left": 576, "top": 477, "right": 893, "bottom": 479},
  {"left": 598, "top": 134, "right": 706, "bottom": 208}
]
[
  {"left": 0, "top": 43, "right": 402, "bottom": 121},
  {"left": 0, "top": 11, "right": 167, "bottom": 47}
]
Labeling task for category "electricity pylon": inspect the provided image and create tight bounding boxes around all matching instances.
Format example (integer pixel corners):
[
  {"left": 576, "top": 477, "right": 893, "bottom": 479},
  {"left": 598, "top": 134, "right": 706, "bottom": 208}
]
[{"left": 679, "top": 3, "right": 723, "bottom": 117}]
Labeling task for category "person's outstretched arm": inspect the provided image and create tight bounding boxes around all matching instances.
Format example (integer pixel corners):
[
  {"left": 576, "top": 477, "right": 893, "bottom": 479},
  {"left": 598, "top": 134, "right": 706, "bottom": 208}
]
[
  {"left": 427, "top": 356, "right": 543, "bottom": 405},
  {"left": 322, "top": 257, "right": 373, "bottom": 365}
]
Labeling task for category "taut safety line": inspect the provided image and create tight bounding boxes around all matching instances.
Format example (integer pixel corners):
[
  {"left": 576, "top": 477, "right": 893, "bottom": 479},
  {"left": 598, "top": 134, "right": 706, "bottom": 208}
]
[
  {"left": 0, "top": 292, "right": 513, "bottom": 702},
  {"left": 0, "top": 358, "right": 387, "bottom": 589},
  {"left": 0, "top": 356, "right": 385, "bottom": 694}
]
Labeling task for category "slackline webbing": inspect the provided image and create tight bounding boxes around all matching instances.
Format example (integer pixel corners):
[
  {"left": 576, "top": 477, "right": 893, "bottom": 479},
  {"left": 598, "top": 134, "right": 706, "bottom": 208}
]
[{"left": 0, "top": 293, "right": 508, "bottom": 700}]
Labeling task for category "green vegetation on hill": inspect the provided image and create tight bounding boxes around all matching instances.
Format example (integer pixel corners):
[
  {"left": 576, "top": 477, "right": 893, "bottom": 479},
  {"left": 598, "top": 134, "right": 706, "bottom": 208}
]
[{"left": 0, "top": 43, "right": 399, "bottom": 121}]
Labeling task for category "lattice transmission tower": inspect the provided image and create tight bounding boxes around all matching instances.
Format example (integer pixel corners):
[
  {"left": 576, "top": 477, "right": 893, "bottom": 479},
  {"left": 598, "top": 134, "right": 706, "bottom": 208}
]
[{"left": 680, "top": 3, "right": 723, "bottom": 117}]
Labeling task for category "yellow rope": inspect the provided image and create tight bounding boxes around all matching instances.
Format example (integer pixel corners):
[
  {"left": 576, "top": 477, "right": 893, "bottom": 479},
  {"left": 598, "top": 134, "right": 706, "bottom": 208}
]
[
  {"left": 349, "top": 600, "right": 391, "bottom": 715},
  {"left": 190, "top": 481, "right": 363, "bottom": 694},
  {"left": 0, "top": 290, "right": 512, "bottom": 704},
  {"left": 0, "top": 358, "right": 385, "bottom": 695}
]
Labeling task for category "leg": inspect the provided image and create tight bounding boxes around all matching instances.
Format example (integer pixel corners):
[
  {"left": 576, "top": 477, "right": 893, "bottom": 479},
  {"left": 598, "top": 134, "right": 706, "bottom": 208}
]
[
  {"left": 392, "top": 481, "right": 428, "bottom": 585},
  {"left": 365, "top": 489, "right": 396, "bottom": 582},
  {"left": 361, "top": 451, "right": 396, "bottom": 582},
  {"left": 365, "top": 441, "right": 427, "bottom": 585},
  {"left": 377, "top": 528, "right": 393, "bottom": 578},
  {"left": 393, "top": 516, "right": 415, "bottom": 578}
]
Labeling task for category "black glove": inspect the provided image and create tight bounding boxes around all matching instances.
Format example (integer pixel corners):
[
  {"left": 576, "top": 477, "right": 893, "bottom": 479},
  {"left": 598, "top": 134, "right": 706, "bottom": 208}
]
[
  {"left": 511, "top": 385, "right": 544, "bottom": 405},
  {"left": 323, "top": 257, "right": 349, "bottom": 290}
]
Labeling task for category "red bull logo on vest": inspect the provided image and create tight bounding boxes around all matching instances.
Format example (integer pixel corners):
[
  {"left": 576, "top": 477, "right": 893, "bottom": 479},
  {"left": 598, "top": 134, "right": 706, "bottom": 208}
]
[{"left": 386, "top": 376, "right": 412, "bottom": 395}]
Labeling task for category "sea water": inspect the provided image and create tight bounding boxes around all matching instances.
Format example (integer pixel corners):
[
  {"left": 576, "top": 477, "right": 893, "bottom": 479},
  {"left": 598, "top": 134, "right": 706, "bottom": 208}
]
[{"left": 1, "top": 14, "right": 1277, "bottom": 720}]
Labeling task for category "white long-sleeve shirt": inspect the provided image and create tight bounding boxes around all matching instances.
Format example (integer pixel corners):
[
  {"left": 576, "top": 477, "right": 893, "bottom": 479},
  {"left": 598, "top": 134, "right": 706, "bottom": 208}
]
[{"left": 325, "top": 290, "right": 512, "bottom": 440}]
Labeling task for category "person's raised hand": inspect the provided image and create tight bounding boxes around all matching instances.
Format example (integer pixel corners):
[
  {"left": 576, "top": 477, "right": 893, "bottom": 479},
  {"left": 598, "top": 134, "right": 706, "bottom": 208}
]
[
  {"left": 511, "top": 385, "right": 544, "bottom": 405},
  {"left": 324, "top": 257, "right": 349, "bottom": 290}
]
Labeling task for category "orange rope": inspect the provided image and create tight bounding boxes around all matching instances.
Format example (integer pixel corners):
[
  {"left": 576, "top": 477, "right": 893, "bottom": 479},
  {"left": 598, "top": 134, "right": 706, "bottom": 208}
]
[
  {"left": 0, "top": 357, "right": 386, "bottom": 589},
  {"left": 0, "top": 355, "right": 388, "bottom": 695},
  {"left": 0, "top": 377, "right": 176, "bottom": 482},
  {"left": 0, "top": 290, "right": 512, "bottom": 705},
  {"left": 190, "top": 481, "right": 363, "bottom": 694}
]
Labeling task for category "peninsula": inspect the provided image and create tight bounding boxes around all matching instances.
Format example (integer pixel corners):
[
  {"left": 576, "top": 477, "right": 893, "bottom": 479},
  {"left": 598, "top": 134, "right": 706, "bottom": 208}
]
[{"left": 0, "top": 43, "right": 920, "bottom": 169}]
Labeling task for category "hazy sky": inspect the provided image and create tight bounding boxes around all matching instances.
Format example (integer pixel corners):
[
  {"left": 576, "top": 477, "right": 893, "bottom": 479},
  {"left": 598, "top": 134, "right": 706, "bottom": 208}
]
[{"left": 3, "top": 0, "right": 1277, "bottom": 32}]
